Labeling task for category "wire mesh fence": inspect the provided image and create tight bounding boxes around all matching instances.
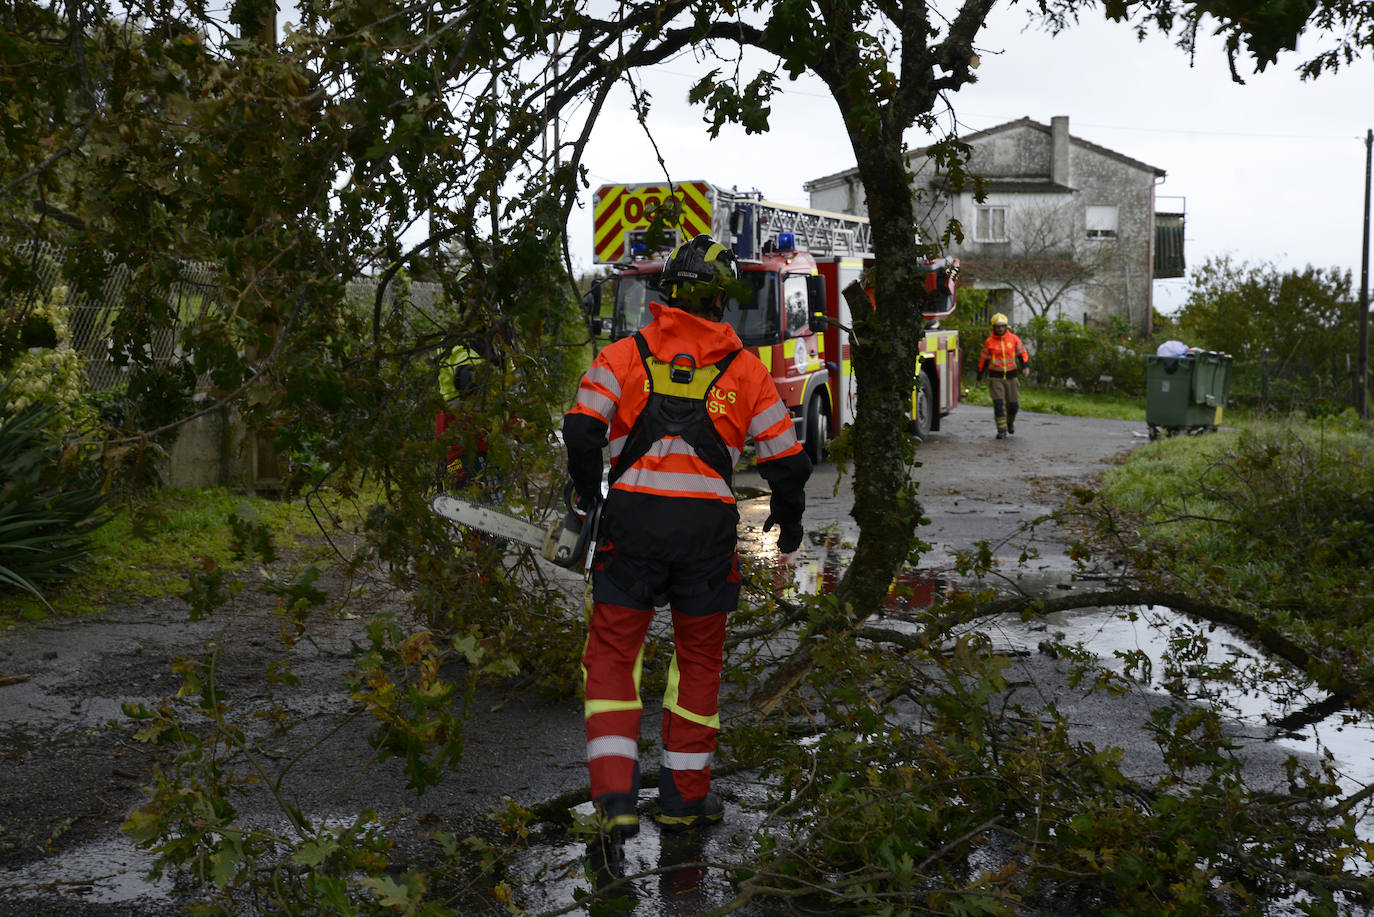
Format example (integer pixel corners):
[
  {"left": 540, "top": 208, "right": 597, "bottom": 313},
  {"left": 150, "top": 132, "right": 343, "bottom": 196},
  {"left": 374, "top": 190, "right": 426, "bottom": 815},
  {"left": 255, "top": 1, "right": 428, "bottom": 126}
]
[{"left": 5, "top": 238, "right": 444, "bottom": 393}]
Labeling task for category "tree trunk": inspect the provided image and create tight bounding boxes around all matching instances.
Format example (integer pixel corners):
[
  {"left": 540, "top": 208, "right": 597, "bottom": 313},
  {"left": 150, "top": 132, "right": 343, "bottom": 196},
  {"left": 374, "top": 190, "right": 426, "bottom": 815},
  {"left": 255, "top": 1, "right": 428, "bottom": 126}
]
[
  {"left": 746, "top": 16, "right": 952, "bottom": 705},
  {"left": 740, "top": 0, "right": 1006, "bottom": 706},
  {"left": 836, "top": 141, "right": 928, "bottom": 620}
]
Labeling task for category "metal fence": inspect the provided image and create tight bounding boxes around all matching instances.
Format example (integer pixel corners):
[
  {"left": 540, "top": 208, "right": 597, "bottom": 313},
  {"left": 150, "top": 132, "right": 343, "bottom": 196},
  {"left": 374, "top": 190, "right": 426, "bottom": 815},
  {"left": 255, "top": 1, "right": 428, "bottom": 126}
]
[{"left": 6, "top": 238, "right": 444, "bottom": 393}]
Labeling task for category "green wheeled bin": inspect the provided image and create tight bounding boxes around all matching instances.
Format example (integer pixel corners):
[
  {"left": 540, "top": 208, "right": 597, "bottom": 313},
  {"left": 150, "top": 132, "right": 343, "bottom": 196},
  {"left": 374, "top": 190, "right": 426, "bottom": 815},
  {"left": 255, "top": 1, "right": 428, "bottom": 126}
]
[{"left": 1145, "top": 350, "right": 1232, "bottom": 440}]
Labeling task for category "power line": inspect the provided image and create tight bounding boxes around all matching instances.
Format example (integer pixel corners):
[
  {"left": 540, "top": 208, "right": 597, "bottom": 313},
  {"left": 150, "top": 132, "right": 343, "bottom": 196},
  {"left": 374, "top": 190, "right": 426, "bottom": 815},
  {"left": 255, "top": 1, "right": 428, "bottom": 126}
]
[
  {"left": 1050, "top": 118, "right": 1363, "bottom": 143},
  {"left": 634, "top": 64, "right": 1362, "bottom": 144}
]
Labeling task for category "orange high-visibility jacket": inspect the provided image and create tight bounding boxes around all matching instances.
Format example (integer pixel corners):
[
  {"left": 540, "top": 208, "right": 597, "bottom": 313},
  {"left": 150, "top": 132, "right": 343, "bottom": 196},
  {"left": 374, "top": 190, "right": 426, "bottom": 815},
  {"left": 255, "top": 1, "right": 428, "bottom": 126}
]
[
  {"left": 978, "top": 331, "right": 1029, "bottom": 378},
  {"left": 564, "top": 302, "right": 809, "bottom": 562}
]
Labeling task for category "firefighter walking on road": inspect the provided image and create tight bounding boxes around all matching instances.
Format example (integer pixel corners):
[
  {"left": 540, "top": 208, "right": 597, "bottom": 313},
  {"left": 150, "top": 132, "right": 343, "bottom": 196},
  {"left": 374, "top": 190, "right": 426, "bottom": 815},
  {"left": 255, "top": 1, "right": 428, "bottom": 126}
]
[
  {"left": 976, "top": 312, "right": 1030, "bottom": 440},
  {"left": 562, "top": 234, "right": 812, "bottom": 849}
]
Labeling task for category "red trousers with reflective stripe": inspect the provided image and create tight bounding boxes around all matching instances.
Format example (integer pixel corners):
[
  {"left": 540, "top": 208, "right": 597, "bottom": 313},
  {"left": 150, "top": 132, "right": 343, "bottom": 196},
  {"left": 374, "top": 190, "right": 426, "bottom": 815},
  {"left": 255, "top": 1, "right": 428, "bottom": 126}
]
[{"left": 583, "top": 601, "right": 726, "bottom": 805}]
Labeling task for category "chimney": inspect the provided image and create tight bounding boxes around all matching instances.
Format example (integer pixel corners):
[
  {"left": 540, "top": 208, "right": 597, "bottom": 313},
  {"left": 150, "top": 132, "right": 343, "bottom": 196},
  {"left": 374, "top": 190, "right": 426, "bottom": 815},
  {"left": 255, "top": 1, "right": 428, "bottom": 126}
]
[{"left": 1051, "top": 116, "right": 1069, "bottom": 187}]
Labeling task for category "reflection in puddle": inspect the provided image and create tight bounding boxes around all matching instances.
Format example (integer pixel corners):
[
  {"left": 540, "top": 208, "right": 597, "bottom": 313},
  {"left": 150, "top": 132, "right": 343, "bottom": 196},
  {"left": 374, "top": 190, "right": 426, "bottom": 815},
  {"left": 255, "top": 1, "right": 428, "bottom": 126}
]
[
  {"left": 0, "top": 811, "right": 380, "bottom": 908},
  {"left": 510, "top": 788, "right": 771, "bottom": 916},
  {"left": 764, "top": 531, "right": 950, "bottom": 613},
  {"left": 983, "top": 605, "right": 1374, "bottom": 798}
]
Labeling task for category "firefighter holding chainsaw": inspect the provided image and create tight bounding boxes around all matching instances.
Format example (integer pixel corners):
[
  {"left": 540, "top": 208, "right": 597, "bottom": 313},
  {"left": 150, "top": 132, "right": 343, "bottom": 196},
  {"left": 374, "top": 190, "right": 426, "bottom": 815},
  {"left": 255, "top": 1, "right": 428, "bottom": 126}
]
[
  {"left": 976, "top": 312, "right": 1030, "bottom": 440},
  {"left": 562, "top": 233, "right": 812, "bottom": 844}
]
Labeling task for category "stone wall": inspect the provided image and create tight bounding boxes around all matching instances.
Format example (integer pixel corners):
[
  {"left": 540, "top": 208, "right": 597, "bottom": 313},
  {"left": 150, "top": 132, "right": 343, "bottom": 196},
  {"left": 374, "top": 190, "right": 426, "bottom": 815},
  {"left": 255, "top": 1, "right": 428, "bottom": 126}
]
[{"left": 157, "top": 401, "right": 288, "bottom": 492}]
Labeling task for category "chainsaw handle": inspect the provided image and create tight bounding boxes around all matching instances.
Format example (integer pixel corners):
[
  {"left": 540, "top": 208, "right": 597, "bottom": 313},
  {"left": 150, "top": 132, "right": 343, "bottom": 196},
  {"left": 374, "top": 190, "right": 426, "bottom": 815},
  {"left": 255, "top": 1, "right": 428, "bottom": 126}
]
[
  {"left": 581, "top": 500, "right": 602, "bottom": 582},
  {"left": 565, "top": 478, "right": 605, "bottom": 518}
]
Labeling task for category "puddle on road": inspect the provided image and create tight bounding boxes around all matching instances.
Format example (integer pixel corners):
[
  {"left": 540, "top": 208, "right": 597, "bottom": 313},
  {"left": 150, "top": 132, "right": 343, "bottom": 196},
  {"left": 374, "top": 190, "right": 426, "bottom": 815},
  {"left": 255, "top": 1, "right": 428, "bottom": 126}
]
[
  {"left": 0, "top": 831, "right": 178, "bottom": 906},
  {"left": 757, "top": 530, "right": 951, "bottom": 613},
  {"left": 510, "top": 788, "right": 775, "bottom": 917},
  {"left": 771, "top": 535, "right": 1374, "bottom": 799},
  {"left": 769, "top": 537, "right": 1374, "bottom": 837},
  {"left": 980, "top": 605, "right": 1374, "bottom": 793},
  {"left": 0, "top": 810, "right": 405, "bottom": 909}
]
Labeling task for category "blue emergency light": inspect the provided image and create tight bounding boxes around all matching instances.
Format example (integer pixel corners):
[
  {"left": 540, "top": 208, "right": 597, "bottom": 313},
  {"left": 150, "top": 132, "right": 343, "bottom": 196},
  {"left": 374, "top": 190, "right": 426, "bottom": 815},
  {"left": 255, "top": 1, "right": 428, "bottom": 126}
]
[{"left": 777, "top": 231, "right": 796, "bottom": 251}]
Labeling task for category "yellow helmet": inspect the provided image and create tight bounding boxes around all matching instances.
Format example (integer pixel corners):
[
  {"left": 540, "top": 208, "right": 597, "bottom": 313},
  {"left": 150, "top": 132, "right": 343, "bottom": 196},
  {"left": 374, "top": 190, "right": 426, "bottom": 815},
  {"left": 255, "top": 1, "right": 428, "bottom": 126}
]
[{"left": 991, "top": 312, "right": 1008, "bottom": 328}]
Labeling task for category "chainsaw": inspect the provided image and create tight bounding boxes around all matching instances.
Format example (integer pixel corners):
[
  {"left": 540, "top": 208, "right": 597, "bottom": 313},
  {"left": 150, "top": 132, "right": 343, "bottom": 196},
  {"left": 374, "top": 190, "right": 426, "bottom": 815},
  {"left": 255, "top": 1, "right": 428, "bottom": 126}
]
[{"left": 430, "top": 484, "right": 602, "bottom": 578}]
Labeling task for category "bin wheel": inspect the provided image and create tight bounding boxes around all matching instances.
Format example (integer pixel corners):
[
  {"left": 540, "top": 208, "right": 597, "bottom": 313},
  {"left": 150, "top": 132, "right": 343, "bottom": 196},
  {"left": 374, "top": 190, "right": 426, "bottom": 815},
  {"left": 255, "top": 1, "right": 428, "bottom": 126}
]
[{"left": 1148, "top": 425, "right": 1159, "bottom": 441}]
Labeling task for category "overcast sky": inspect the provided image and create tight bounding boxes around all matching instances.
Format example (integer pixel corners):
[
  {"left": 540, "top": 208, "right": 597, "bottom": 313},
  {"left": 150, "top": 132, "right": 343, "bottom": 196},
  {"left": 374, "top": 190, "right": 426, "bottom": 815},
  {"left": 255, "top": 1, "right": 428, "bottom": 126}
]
[{"left": 566, "top": 5, "right": 1373, "bottom": 314}]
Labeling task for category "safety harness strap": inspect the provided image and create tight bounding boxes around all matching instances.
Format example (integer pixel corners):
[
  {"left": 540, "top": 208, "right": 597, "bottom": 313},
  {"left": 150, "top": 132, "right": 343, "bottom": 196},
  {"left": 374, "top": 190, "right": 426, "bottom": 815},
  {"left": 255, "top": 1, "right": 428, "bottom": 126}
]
[{"left": 608, "top": 333, "right": 741, "bottom": 490}]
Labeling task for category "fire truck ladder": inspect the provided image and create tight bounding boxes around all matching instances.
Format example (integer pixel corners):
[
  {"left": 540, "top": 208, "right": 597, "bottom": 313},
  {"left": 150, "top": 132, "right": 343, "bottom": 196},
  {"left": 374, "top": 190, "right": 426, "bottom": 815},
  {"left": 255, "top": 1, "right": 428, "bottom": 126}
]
[{"left": 751, "top": 200, "right": 873, "bottom": 257}]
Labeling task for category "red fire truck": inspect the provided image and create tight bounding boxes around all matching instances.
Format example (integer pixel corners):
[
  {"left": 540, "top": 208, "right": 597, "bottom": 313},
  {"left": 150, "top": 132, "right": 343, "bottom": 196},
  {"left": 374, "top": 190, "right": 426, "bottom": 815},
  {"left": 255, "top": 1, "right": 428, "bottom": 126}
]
[{"left": 584, "top": 180, "right": 960, "bottom": 462}]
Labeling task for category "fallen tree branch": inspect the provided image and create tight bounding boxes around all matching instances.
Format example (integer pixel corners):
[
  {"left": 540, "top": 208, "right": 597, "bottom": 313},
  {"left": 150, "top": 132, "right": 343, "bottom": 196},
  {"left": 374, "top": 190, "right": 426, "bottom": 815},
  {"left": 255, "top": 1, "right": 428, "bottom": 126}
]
[{"left": 747, "top": 586, "right": 1372, "bottom": 716}]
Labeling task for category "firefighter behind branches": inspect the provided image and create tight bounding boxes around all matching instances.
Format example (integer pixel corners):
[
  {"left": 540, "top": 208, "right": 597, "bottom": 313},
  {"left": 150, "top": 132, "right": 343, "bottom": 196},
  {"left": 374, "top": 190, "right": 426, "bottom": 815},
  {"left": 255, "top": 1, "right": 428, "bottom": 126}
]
[
  {"left": 563, "top": 233, "right": 812, "bottom": 849},
  {"left": 435, "top": 324, "right": 508, "bottom": 491},
  {"left": 976, "top": 312, "right": 1030, "bottom": 440}
]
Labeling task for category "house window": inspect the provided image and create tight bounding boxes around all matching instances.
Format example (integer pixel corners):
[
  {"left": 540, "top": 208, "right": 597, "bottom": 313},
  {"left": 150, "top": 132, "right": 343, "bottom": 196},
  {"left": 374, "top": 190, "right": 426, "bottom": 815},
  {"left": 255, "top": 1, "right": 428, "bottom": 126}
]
[
  {"left": 974, "top": 205, "right": 1008, "bottom": 242},
  {"left": 1086, "top": 205, "right": 1118, "bottom": 240}
]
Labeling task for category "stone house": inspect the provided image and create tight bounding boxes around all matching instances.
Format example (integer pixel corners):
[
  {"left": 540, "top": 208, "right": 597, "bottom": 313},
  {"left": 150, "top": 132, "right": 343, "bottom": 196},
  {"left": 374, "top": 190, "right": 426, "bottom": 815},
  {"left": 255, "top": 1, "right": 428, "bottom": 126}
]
[{"left": 805, "top": 116, "right": 1183, "bottom": 336}]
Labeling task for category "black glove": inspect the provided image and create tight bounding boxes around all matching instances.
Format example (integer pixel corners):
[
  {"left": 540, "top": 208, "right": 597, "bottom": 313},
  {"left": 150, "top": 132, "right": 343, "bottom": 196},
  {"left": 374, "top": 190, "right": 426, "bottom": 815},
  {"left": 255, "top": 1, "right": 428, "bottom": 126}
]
[{"left": 764, "top": 514, "right": 804, "bottom": 554}]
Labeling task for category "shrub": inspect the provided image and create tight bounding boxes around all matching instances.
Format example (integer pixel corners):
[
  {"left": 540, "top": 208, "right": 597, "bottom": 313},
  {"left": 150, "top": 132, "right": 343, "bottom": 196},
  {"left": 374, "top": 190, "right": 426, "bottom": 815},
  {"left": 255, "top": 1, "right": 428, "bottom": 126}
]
[
  {"left": 1018, "top": 314, "right": 1146, "bottom": 394},
  {"left": 0, "top": 285, "right": 94, "bottom": 431},
  {"left": 0, "top": 377, "right": 110, "bottom": 602}
]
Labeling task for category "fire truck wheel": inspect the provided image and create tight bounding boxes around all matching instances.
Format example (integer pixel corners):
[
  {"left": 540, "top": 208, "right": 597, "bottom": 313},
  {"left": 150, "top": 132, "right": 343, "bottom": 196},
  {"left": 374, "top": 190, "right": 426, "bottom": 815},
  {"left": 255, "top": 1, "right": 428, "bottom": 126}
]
[
  {"left": 804, "top": 392, "right": 829, "bottom": 465},
  {"left": 913, "top": 373, "right": 934, "bottom": 441}
]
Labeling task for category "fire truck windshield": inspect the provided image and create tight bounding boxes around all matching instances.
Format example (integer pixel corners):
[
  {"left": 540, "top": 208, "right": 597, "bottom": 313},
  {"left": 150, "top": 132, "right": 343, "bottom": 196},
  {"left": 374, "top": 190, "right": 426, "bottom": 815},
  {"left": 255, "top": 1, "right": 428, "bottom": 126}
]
[
  {"left": 612, "top": 274, "right": 657, "bottom": 338},
  {"left": 721, "top": 273, "right": 778, "bottom": 347},
  {"left": 613, "top": 272, "right": 779, "bottom": 347}
]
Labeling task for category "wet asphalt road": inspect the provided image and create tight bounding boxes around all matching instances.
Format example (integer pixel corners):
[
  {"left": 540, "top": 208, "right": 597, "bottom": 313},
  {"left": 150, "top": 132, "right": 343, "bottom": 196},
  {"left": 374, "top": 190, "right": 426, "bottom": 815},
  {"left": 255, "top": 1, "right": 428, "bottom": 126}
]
[
  {"left": 5, "top": 405, "right": 1338, "bottom": 915},
  {"left": 739, "top": 401, "right": 1152, "bottom": 574}
]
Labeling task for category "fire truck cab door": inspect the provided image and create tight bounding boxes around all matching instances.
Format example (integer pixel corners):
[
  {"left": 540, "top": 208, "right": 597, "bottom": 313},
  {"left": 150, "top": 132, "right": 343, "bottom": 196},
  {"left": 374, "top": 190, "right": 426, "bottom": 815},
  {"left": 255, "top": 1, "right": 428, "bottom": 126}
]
[{"left": 783, "top": 273, "right": 822, "bottom": 386}]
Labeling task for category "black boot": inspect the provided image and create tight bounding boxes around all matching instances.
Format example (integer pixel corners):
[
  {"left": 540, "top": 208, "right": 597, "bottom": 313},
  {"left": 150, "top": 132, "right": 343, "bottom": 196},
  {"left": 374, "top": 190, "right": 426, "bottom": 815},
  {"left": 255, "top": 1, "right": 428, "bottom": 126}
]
[
  {"left": 1007, "top": 402, "right": 1018, "bottom": 435},
  {"left": 656, "top": 791, "right": 725, "bottom": 832}
]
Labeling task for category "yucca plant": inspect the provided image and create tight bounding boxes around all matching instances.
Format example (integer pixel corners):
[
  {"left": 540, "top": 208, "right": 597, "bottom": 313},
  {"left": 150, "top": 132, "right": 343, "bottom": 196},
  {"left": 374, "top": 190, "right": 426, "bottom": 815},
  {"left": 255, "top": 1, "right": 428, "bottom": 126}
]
[{"left": 0, "top": 376, "right": 110, "bottom": 604}]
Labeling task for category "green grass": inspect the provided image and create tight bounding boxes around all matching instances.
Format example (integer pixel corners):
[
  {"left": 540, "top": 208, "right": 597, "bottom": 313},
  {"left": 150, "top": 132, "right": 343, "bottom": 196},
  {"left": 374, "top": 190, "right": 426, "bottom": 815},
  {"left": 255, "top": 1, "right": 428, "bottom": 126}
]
[
  {"left": 1096, "top": 431, "right": 1232, "bottom": 523},
  {"left": 1101, "top": 413, "right": 1373, "bottom": 524},
  {"left": 0, "top": 487, "right": 345, "bottom": 625},
  {"left": 1096, "top": 412, "right": 1374, "bottom": 670},
  {"left": 960, "top": 381, "right": 1145, "bottom": 422}
]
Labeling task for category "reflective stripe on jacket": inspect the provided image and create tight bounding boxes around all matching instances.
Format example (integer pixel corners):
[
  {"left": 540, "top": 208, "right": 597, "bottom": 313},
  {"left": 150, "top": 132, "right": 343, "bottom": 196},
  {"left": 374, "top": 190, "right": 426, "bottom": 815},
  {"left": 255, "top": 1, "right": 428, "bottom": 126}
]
[
  {"left": 978, "top": 331, "right": 1029, "bottom": 377},
  {"left": 567, "top": 302, "right": 801, "bottom": 504}
]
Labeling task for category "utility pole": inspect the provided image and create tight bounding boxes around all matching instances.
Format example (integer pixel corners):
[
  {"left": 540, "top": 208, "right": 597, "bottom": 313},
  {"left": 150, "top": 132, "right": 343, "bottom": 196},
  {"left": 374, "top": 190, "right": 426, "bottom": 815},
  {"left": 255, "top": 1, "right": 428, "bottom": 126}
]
[{"left": 1360, "top": 129, "right": 1371, "bottom": 419}]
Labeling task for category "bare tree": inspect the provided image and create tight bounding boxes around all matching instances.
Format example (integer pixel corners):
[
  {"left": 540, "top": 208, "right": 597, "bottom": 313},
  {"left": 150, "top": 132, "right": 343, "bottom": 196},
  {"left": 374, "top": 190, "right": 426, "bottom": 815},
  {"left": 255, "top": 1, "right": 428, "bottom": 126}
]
[{"left": 968, "top": 200, "right": 1124, "bottom": 320}]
